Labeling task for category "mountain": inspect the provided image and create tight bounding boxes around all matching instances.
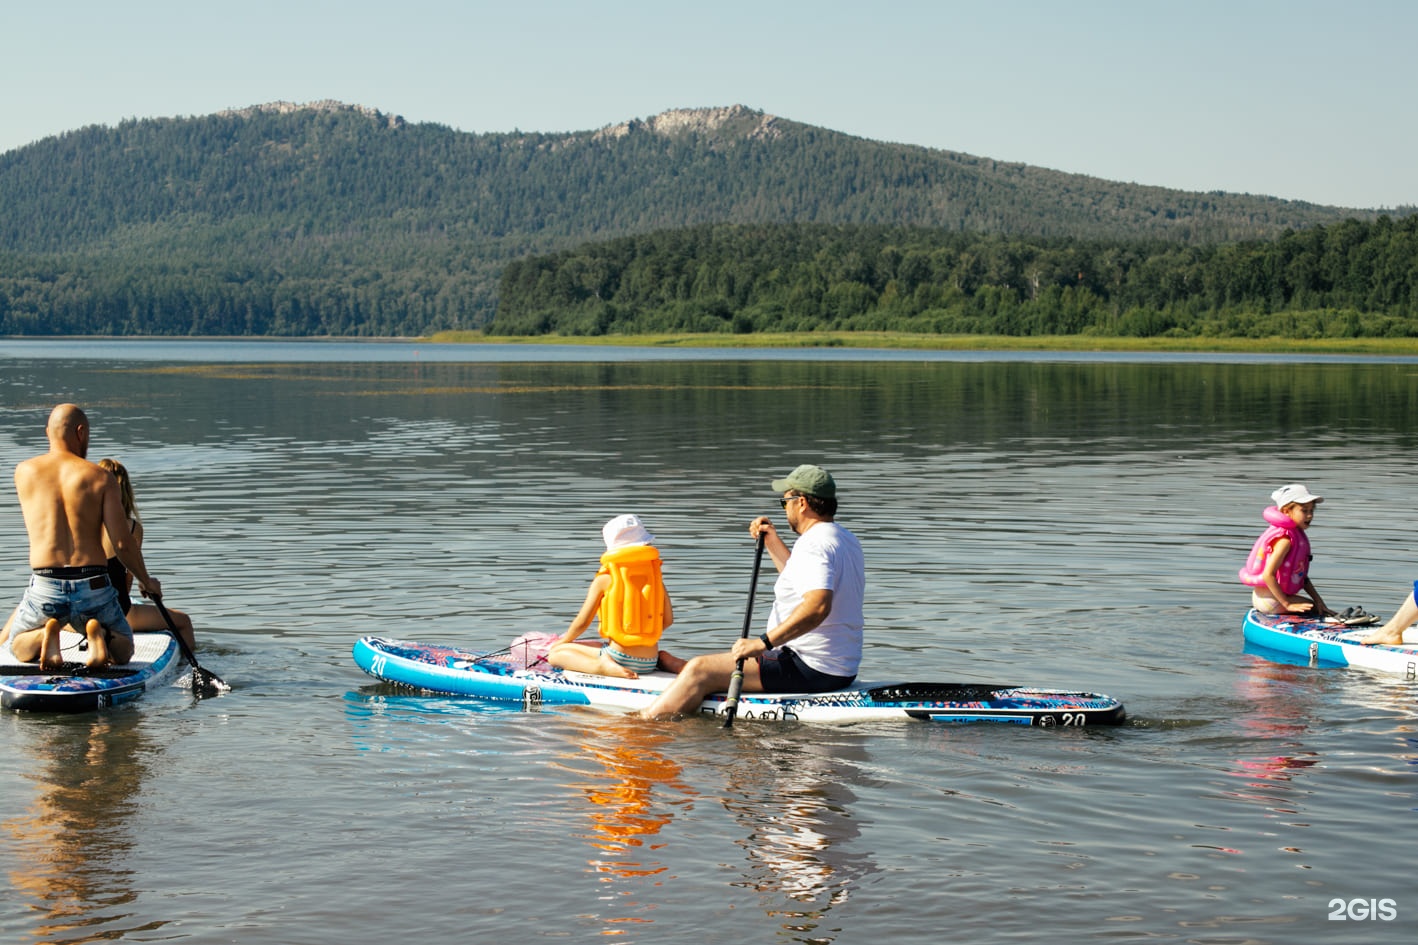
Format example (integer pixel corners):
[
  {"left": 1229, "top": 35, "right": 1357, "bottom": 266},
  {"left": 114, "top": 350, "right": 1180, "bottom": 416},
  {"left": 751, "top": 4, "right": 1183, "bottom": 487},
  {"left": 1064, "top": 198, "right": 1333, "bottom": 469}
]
[{"left": 0, "top": 101, "right": 1395, "bottom": 336}]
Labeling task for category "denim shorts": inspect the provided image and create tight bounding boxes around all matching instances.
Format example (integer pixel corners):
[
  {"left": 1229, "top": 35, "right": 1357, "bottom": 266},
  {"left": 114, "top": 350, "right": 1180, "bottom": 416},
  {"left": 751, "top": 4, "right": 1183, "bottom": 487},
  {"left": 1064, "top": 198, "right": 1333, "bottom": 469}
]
[
  {"left": 11, "top": 573, "right": 133, "bottom": 641},
  {"left": 758, "top": 646, "right": 855, "bottom": 694}
]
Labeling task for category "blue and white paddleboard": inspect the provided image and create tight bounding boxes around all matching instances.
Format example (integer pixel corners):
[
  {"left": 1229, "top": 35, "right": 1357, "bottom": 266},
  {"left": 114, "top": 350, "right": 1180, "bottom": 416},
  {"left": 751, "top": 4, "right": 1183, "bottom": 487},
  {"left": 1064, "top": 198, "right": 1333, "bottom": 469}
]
[
  {"left": 1242, "top": 608, "right": 1418, "bottom": 680},
  {"left": 1, "top": 630, "right": 184, "bottom": 712},
  {"left": 352, "top": 635, "right": 1127, "bottom": 726}
]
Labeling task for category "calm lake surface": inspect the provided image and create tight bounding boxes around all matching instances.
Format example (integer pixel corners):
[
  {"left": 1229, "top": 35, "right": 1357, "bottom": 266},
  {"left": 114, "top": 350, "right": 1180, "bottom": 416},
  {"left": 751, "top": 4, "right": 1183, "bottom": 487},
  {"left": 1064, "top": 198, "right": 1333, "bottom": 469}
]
[{"left": 2, "top": 340, "right": 1416, "bottom": 944}]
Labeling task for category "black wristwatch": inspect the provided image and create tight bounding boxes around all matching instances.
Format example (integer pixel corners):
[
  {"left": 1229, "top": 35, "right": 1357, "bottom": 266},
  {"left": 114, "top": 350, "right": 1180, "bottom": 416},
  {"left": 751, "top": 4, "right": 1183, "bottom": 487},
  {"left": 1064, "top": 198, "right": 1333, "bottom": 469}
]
[{"left": 760, "top": 632, "right": 774, "bottom": 649}]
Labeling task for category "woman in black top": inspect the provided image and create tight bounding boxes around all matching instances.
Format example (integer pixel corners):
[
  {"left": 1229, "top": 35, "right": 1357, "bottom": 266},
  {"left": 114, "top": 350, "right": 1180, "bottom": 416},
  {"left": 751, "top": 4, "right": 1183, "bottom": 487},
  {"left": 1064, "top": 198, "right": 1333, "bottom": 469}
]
[{"left": 98, "top": 459, "right": 197, "bottom": 650}]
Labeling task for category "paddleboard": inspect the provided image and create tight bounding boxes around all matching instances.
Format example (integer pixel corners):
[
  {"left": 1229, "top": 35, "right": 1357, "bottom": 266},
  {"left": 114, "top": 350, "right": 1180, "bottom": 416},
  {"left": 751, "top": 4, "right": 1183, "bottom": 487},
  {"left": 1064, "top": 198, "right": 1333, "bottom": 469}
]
[
  {"left": 1242, "top": 608, "right": 1418, "bottom": 680},
  {"left": 352, "top": 635, "right": 1127, "bottom": 726},
  {"left": 1, "top": 630, "right": 183, "bottom": 712}
]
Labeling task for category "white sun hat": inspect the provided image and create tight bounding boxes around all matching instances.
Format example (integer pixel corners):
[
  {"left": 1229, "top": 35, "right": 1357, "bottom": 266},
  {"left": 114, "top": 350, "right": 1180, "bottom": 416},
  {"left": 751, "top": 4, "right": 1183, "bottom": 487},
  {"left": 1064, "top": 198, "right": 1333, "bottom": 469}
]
[{"left": 602, "top": 513, "right": 654, "bottom": 550}]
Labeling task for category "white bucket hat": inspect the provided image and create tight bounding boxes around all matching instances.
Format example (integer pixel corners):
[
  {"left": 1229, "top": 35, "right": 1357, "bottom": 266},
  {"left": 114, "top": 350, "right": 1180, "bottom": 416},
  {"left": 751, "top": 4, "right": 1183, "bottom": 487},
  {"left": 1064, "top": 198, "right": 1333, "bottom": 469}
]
[{"left": 602, "top": 513, "right": 654, "bottom": 550}]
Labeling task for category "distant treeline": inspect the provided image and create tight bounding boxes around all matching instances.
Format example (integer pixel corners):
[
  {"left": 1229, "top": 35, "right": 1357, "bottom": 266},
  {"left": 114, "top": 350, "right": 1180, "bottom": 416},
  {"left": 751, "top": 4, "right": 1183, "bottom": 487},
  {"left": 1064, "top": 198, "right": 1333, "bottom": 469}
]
[
  {"left": 491, "top": 216, "right": 1418, "bottom": 338},
  {"left": 0, "top": 238, "right": 500, "bottom": 337},
  {"left": 0, "top": 103, "right": 1399, "bottom": 336}
]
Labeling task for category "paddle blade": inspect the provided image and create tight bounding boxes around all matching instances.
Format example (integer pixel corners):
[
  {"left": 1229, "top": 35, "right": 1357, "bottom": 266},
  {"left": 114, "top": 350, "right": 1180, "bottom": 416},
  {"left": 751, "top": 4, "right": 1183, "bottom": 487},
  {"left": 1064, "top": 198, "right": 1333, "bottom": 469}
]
[
  {"left": 152, "top": 595, "right": 229, "bottom": 697},
  {"left": 191, "top": 666, "right": 230, "bottom": 697}
]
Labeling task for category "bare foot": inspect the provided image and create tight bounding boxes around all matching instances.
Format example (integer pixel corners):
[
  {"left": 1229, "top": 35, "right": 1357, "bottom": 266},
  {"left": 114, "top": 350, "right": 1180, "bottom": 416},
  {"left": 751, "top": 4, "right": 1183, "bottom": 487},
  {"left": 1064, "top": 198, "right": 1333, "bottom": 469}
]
[
  {"left": 84, "top": 619, "right": 111, "bottom": 667},
  {"left": 1360, "top": 624, "right": 1409, "bottom": 646},
  {"left": 656, "top": 651, "right": 687, "bottom": 674},
  {"left": 597, "top": 654, "right": 638, "bottom": 679},
  {"left": 39, "top": 619, "right": 64, "bottom": 670}
]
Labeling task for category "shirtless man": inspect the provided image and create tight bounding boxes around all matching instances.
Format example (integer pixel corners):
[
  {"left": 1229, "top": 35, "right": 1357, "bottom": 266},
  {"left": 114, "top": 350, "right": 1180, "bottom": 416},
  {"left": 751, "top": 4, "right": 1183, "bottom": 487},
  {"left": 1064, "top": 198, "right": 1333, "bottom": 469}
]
[{"left": 5, "top": 404, "right": 160, "bottom": 668}]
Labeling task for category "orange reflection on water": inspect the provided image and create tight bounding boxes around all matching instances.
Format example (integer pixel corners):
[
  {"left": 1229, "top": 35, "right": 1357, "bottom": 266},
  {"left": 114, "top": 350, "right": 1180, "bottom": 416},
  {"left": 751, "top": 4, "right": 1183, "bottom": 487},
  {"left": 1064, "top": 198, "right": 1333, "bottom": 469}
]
[{"left": 568, "top": 717, "right": 698, "bottom": 882}]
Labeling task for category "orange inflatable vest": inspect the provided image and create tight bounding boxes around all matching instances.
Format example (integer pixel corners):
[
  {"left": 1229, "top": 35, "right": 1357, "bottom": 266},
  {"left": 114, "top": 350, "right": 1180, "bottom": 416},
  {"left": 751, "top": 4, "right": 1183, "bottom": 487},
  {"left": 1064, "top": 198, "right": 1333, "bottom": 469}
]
[{"left": 597, "top": 544, "right": 667, "bottom": 649}]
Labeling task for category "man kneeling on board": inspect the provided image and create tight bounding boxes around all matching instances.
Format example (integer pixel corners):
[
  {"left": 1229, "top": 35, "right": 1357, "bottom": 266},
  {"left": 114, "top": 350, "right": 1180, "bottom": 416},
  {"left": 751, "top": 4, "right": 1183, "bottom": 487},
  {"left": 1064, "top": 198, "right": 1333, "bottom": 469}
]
[{"left": 4, "top": 404, "right": 161, "bottom": 669}]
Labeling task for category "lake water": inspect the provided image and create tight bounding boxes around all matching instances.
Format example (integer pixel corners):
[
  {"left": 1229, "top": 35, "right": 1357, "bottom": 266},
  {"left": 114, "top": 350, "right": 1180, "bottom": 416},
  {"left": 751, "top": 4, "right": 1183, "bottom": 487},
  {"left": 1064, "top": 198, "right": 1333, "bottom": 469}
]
[{"left": 1, "top": 340, "right": 1415, "bottom": 944}]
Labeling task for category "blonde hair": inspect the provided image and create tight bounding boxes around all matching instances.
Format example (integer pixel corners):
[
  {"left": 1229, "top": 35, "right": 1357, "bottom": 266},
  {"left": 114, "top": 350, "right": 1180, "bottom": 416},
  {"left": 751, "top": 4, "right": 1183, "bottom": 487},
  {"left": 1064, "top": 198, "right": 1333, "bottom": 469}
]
[{"left": 98, "top": 458, "right": 141, "bottom": 524}]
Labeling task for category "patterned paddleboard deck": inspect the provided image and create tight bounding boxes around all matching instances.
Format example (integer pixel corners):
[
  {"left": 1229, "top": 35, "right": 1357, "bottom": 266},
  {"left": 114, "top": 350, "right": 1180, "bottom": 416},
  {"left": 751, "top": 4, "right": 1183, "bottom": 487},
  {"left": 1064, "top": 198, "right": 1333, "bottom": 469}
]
[
  {"left": 353, "top": 635, "right": 1127, "bottom": 726},
  {"left": 1242, "top": 609, "right": 1418, "bottom": 680},
  {"left": 1, "top": 630, "right": 183, "bottom": 712}
]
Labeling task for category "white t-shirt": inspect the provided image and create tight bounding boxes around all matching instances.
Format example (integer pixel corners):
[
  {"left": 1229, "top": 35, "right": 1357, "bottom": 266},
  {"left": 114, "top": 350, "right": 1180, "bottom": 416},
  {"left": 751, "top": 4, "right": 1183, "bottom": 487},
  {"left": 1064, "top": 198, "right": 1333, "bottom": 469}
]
[{"left": 766, "top": 521, "right": 865, "bottom": 677}]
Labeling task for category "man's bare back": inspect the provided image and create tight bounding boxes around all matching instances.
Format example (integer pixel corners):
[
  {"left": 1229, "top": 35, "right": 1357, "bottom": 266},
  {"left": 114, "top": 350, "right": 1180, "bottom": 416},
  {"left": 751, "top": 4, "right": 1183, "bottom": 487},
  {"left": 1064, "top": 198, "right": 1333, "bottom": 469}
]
[
  {"left": 5, "top": 405, "right": 159, "bottom": 668},
  {"left": 17, "top": 426, "right": 113, "bottom": 570}
]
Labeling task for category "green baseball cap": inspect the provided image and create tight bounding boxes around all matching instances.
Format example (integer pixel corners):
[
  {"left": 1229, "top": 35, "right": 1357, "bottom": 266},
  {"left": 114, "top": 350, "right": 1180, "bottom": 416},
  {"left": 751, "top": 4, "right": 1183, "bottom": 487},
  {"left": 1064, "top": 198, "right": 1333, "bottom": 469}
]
[{"left": 771, "top": 464, "right": 836, "bottom": 498}]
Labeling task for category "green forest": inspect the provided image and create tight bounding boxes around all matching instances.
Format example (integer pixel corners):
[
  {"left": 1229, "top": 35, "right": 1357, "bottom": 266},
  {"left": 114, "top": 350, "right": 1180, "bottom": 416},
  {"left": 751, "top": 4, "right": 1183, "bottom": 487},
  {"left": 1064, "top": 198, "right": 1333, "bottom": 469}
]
[
  {"left": 491, "top": 216, "right": 1418, "bottom": 338},
  {"left": 0, "top": 102, "right": 1402, "bottom": 338}
]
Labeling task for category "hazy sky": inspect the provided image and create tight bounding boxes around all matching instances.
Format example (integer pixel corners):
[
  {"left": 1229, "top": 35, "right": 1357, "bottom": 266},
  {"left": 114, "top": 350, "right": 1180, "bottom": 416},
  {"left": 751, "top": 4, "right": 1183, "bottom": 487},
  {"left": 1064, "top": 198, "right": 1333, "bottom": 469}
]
[{"left": 3, "top": 0, "right": 1413, "bottom": 209}]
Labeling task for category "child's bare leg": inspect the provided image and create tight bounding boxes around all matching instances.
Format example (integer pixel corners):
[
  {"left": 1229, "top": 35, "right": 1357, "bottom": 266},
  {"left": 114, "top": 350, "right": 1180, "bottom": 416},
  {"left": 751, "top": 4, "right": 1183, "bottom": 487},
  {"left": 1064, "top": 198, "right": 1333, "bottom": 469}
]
[
  {"left": 39, "top": 619, "right": 64, "bottom": 670},
  {"left": 548, "top": 642, "right": 610, "bottom": 674},
  {"left": 657, "top": 650, "right": 687, "bottom": 673}
]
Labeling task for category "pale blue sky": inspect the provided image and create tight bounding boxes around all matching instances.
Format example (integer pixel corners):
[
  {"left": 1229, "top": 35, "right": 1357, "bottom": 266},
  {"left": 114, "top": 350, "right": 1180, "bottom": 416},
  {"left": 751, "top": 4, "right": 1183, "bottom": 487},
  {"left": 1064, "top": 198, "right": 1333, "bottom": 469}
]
[{"left": 2, "top": 0, "right": 1413, "bottom": 209}]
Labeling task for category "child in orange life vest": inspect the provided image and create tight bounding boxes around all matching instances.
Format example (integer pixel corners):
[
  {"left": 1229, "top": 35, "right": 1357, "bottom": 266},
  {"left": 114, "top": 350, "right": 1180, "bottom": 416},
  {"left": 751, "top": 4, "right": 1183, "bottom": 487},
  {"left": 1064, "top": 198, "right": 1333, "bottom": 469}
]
[
  {"left": 547, "top": 514, "right": 680, "bottom": 678},
  {"left": 1238, "top": 483, "right": 1331, "bottom": 617}
]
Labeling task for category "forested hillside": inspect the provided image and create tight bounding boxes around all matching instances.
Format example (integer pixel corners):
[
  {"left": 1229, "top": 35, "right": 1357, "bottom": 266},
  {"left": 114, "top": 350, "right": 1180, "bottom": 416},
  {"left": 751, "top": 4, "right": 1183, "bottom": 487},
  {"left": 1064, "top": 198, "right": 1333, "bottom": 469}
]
[
  {"left": 0, "top": 102, "right": 1394, "bottom": 337},
  {"left": 492, "top": 216, "right": 1418, "bottom": 339}
]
